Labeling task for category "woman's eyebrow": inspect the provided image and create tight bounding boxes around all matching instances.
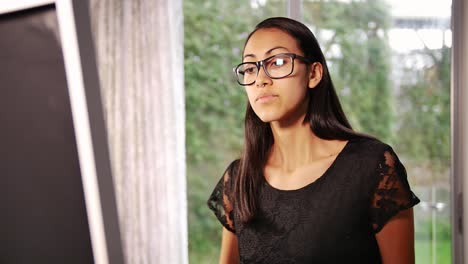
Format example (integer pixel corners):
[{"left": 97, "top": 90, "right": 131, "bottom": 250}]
[{"left": 243, "top": 46, "right": 289, "bottom": 59}]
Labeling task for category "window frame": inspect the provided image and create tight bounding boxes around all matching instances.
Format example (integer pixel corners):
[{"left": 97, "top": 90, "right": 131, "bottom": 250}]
[{"left": 451, "top": 0, "right": 465, "bottom": 263}]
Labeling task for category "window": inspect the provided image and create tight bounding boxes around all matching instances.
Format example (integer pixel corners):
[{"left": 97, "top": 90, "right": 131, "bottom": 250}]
[{"left": 185, "top": 1, "right": 453, "bottom": 263}]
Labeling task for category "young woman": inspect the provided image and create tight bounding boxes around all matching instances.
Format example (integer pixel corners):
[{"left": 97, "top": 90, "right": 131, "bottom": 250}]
[{"left": 208, "top": 17, "right": 420, "bottom": 264}]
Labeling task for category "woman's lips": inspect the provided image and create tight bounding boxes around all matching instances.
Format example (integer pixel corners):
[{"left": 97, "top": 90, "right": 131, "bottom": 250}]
[{"left": 256, "top": 94, "right": 278, "bottom": 103}]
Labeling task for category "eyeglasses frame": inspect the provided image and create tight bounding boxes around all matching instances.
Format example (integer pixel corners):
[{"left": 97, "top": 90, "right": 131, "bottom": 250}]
[{"left": 233, "top": 53, "right": 313, "bottom": 86}]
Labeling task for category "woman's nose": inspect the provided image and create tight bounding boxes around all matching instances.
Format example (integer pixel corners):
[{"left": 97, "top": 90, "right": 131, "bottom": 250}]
[{"left": 255, "top": 65, "right": 271, "bottom": 87}]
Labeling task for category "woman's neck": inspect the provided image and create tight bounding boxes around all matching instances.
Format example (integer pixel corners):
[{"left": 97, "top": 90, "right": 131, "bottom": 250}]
[{"left": 269, "top": 116, "right": 345, "bottom": 173}]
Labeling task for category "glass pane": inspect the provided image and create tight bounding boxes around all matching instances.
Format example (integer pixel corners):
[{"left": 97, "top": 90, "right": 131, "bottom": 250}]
[
  {"left": 302, "top": 0, "right": 452, "bottom": 263},
  {"left": 184, "top": 1, "right": 287, "bottom": 263}
]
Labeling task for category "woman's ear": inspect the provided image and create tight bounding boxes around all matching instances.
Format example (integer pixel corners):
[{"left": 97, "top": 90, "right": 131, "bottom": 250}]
[{"left": 308, "top": 62, "right": 323, "bottom": 89}]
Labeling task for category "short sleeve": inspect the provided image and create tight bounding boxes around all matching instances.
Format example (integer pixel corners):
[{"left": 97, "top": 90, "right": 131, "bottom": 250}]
[
  {"left": 369, "top": 147, "right": 420, "bottom": 233},
  {"left": 207, "top": 160, "right": 238, "bottom": 233}
]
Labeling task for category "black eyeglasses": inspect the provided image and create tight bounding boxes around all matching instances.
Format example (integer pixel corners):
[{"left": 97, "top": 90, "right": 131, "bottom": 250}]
[{"left": 233, "top": 53, "right": 312, "bottom": 86}]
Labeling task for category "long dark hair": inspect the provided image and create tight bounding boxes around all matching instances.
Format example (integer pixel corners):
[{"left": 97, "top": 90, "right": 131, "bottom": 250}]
[{"left": 234, "top": 17, "right": 369, "bottom": 223}]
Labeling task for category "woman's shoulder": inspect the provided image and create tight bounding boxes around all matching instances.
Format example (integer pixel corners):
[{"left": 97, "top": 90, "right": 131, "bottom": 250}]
[
  {"left": 349, "top": 136, "right": 393, "bottom": 153},
  {"left": 224, "top": 159, "right": 240, "bottom": 177},
  {"left": 346, "top": 136, "right": 398, "bottom": 164},
  {"left": 227, "top": 159, "right": 241, "bottom": 170},
  {"left": 219, "top": 159, "right": 241, "bottom": 186}
]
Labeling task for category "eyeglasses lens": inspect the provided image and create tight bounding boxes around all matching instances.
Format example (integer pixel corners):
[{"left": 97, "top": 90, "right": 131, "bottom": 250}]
[{"left": 236, "top": 54, "right": 293, "bottom": 85}]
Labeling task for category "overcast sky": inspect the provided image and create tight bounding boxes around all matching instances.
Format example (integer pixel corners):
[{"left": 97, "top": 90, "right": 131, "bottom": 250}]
[{"left": 387, "top": 0, "right": 451, "bottom": 18}]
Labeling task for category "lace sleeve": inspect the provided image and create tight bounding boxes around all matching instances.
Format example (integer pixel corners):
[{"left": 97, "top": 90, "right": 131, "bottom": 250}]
[
  {"left": 207, "top": 160, "right": 238, "bottom": 233},
  {"left": 369, "top": 147, "right": 420, "bottom": 233}
]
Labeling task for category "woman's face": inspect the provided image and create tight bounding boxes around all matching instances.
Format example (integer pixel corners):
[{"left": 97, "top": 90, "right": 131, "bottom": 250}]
[{"left": 243, "top": 28, "right": 318, "bottom": 125}]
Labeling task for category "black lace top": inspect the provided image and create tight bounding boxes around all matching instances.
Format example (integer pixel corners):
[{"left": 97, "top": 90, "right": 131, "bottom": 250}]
[{"left": 207, "top": 137, "right": 420, "bottom": 264}]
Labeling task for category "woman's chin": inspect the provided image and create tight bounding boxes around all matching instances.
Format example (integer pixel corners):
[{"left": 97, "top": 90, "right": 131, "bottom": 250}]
[{"left": 256, "top": 113, "right": 278, "bottom": 123}]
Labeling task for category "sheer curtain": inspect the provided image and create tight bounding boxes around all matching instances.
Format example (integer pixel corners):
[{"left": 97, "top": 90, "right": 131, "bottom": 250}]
[{"left": 88, "top": 1, "right": 187, "bottom": 263}]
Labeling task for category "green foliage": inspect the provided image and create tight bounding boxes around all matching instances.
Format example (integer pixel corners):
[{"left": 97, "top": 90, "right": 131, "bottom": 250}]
[
  {"left": 184, "top": 0, "right": 287, "bottom": 165},
  {"left": 184, "top": 2, "right": 249, "bottom": 261},
  {"left": 416, "top": 239, "right": 452, "bottom": 264},
  {"left": 187, "top": 163, "right": 222, "bottom": 263},
  {"left": 396, "top": 46, "right": 451, "bottom": 176},
  {"left": 303, "top": 0, "right": 393, "bottom": 141},
  {"left": 184, "top": 0, "right": 247, "bottom": 164},
  {"left": 184, "top": 1, "right": 287, "bottom": 263},
  {"left": 415, "top": 217, "right": 451, "bottom": 241}
]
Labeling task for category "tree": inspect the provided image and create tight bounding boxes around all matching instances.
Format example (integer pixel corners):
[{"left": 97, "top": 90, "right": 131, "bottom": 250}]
[
  {"left": 303, "top": 0, "right": 393, "bottom": 141},
  {"left": 396, "top": 45, "right": 451, "bottom": 183}
]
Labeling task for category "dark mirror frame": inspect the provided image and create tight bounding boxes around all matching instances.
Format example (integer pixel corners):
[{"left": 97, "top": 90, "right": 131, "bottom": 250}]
[{"left": 0, "top": 1, "right": 124, "bottom": 264}]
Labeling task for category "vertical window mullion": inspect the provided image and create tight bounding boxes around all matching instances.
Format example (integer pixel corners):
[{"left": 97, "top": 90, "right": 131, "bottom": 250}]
[
  {"left": 452, "top": 0, "right": 466, "bottom": 263},
  {"left": 287, "top": 0, "right": 302, "bottom": 21}
]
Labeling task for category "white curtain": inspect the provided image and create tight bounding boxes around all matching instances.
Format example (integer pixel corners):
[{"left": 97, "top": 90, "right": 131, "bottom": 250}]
[{"left": 88, "top": 1, "right": 187, "bottom": 263}]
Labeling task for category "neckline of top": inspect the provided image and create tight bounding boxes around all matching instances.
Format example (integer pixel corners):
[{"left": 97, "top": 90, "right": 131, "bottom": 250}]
[{"left": 262, "top": 138, "right": 354, "bottom": 193}]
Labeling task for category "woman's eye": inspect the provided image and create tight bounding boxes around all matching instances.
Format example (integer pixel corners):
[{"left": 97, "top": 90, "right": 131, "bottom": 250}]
[
  {"left": 273, "top": 58, "right": 285, "bottom": 66},
  {"left": 269, "top": 57, "right": 289, "bottom": 68},
  {"left": 242, "top": 66, "right": 256, "bottom": 75}
]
